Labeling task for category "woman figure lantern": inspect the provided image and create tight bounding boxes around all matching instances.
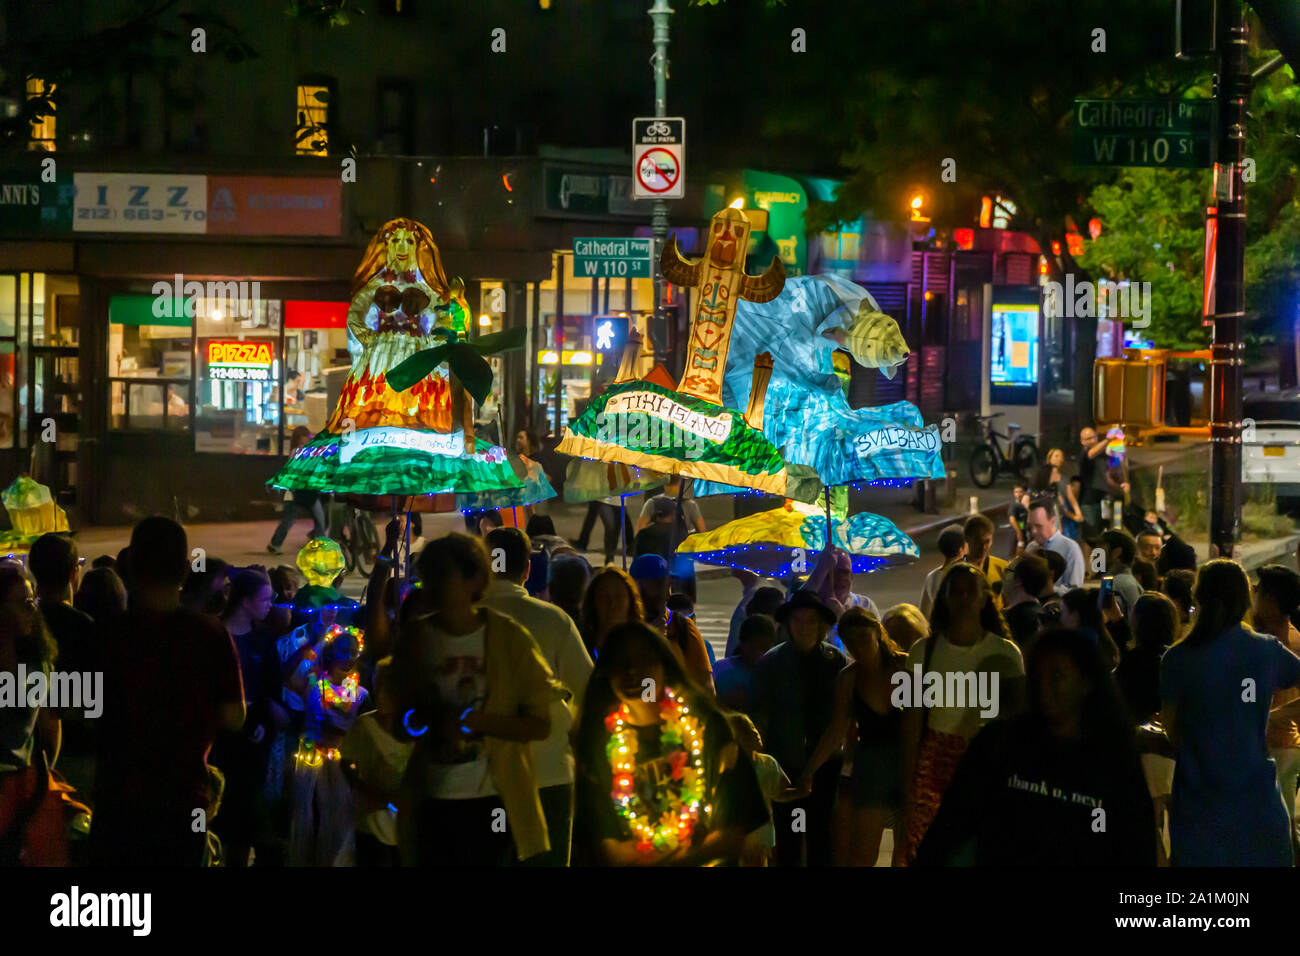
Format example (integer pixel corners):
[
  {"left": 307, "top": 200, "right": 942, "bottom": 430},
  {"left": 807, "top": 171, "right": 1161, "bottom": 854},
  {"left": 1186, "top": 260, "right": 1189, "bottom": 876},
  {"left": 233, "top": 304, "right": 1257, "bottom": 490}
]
[{"left": 271, "top": 218, "right": 523, "bottom": 505}]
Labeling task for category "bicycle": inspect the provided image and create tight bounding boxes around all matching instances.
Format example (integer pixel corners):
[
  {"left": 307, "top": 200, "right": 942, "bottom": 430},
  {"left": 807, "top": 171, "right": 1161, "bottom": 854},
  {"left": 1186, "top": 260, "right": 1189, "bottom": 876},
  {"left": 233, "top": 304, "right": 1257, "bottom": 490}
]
[
  {"left": 330, "top": 500, "right": 380, "bottom": 576},
  {"left": 968, "top": 412, "right": 1040, "bottom": 488}
]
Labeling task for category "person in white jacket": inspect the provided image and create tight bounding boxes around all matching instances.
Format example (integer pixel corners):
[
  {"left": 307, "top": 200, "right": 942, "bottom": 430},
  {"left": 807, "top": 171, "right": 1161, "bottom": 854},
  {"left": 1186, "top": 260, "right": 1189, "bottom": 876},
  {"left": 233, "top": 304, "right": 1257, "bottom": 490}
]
[{"left": 483, "top": 527, "right": 594, "bottom": 866}]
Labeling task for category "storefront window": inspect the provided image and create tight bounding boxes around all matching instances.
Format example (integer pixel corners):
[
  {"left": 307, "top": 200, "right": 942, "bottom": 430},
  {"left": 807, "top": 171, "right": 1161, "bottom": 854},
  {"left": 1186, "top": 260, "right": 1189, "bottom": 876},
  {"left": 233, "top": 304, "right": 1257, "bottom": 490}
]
[
  {"left": 283, "top": 300, "right": 351, "bottom": 439},
  {"left": 530, "top": 255, "right": 655, "bottom": 436},
  {"left": 0, "top": 276, "right": 16, "bottom": 449},
  {"left": 108, "top": 294, "right": 192, "bottom": 431},
  {"left": 195, "top": 298, "right": 281, "bottom": 454}
]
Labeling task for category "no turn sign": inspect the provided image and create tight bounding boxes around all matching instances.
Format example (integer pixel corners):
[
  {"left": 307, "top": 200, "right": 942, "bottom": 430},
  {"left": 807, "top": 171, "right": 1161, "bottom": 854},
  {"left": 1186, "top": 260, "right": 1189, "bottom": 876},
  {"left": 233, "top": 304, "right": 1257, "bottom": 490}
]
[{"left": 633, "top": 117, "right": 685, "bottom": 200}]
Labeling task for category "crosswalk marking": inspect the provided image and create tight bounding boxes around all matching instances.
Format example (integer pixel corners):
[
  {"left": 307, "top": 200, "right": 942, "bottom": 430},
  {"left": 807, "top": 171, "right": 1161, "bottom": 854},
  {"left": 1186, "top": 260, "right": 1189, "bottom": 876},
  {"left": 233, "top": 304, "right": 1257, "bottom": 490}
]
[{"left": 695, "top": 609, "right": 731, "bottom": 662}]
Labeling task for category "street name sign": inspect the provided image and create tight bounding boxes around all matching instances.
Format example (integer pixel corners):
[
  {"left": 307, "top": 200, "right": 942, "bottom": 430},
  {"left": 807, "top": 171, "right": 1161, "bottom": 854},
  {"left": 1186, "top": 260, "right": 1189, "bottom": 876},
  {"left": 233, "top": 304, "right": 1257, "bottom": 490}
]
[
  {"left": 573, "top": 237, "right": 653, "bottom": 277},
  {"left": 1072, "top": 97, "right": 1214, "bottom": 169},
  {"left": 633, "top": 117, "right": 685, "bottom": 199}
]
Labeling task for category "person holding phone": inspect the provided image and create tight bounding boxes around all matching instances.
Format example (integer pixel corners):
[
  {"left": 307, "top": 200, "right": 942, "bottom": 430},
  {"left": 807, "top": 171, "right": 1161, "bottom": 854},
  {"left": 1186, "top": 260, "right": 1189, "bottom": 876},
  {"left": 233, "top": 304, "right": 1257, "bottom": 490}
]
[{"left": 392, "top": 533, "right": 562, "bottom": 867}]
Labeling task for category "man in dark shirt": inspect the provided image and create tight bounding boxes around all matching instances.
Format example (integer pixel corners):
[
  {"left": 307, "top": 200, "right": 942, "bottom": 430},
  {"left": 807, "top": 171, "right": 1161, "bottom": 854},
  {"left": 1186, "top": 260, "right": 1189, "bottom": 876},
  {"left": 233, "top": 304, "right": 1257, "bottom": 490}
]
[
  {"left": 752, "top": 589, "right": 844, "bottom": 867},
  {"left": 1077, "top": 427, "right": 1110, "bottom": 538},
  {"left": 30, "top": 533, "right": 95, "bottom": 674},
  {"left": 91, "top": 517, "right": 245, "bottom": 867},
  {"left": 29, "top": 533, "right": 98, "bottom": 797},
  {"left": 632, "top": 497, "right": 675, "bottom": 561},
  {"left": 1002, "top": 554, "right": 1048, "bottom": 657}
]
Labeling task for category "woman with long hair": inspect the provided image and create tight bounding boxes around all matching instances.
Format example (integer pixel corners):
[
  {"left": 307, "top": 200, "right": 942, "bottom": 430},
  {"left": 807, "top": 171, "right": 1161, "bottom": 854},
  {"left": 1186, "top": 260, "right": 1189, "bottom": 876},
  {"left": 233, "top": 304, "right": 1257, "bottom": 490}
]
[
  {"left": 74, "top": 566, "right": 126, "bottom": 628},
  {"left": 0, "top": 567, "right": 58, "bottom": 771},
  {"left": 1060, "top": 587, "right": 1122, "bottom": 671},
  {"left": 1160, "top": 559, "right": 1300, "bottom": 866},
  {"left": 1036, "top": 447, "right": 1084, "bottom": 540},
  {"left": 579, "top": 566, "right": 644, "bottom": 660},
  {"left": 211, "top": 568, "right": 280, "bottom": 867},
  {"left": 914, "top": 628, "right": 1156, "bottom": 866},
  {"left": 573, "top": 620, "right": 768, "bottom": 866},
  {"left": 801, "top": 608, "right": 908, "bottom": 865},
  {"left": 1116, "top": 591, "right": 1180, "bottom": 726},
  {"left": 898, "top": 563, "right": 1024, "bottom": 865},
  {"left": 0, "top": 567, "right": 67, "bottom": 864},
  {"left": 392, "top": 533, "right": 559, "bottom": 867}
]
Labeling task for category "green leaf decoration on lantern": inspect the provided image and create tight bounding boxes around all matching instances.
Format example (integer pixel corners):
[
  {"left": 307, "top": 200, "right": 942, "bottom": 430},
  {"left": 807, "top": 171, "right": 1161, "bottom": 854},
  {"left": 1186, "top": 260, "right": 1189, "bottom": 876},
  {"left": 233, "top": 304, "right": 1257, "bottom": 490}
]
[{"left": 386, "top": 326, "right": 527, "bottom": 400}]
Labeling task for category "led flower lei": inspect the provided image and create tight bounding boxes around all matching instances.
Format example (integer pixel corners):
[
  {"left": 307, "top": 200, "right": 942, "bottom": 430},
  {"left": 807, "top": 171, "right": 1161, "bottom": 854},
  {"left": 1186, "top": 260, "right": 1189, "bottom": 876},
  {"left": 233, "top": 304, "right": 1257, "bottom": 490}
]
[
  {"left": 319, "top": 672, "right": 361, "bottom": 715},
  {"left": 296, "top": 625, "right": 365, "bottom": 766},
  {"left": 605, "top": 687, "right": 707, "bottom": 854}
]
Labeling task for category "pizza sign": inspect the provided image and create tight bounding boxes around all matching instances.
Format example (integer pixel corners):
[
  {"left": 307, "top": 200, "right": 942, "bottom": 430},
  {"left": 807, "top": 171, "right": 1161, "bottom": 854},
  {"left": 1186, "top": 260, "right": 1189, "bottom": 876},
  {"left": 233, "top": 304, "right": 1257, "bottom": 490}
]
[
  {"left": 207, "top": 340, "right": 274, "bottom": 381},
  {"left": 633, "top": 117, "right": 685, "bottom": 200}
]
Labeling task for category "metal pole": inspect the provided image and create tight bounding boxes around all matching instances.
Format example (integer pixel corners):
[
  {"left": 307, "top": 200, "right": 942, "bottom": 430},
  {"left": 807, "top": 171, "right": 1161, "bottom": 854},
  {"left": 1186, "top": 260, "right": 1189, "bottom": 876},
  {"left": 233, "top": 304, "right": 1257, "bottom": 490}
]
[
  {"left": 403, "top": 507, "right": 412, "bottom": 583},
  {"left": 1209, "top": 0, "right": 1248, "bottom": 558},
  {"left": 554, "top": 253, "right": 565, "bottom": 439},
  {"left": 649, "top": 0, "right": 672, "bottom": 368}
]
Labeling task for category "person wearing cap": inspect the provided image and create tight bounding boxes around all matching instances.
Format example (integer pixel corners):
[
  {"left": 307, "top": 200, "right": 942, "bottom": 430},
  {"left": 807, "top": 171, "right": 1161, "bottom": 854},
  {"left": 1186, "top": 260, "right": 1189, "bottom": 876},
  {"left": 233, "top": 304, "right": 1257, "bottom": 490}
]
[
  {"left": 752, "top": 588, "right": 846, "bottom": 867},
  {"left": 628, "top": 553, "right": 713, "bottom": 691}
]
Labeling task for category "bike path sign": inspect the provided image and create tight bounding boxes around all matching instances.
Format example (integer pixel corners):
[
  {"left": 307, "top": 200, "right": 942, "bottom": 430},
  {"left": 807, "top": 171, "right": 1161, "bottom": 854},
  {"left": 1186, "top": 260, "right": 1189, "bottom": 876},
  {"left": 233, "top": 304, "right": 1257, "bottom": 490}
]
[{"left": 633, "top": 117, "right": 685, "bottom": 199}]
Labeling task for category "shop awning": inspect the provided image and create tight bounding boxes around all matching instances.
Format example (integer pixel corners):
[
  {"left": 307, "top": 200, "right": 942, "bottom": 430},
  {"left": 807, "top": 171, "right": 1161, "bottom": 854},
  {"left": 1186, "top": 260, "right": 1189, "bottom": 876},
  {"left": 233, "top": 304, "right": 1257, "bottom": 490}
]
[{"left": 109, "top": 294, "right": 192, "bottom": 327}]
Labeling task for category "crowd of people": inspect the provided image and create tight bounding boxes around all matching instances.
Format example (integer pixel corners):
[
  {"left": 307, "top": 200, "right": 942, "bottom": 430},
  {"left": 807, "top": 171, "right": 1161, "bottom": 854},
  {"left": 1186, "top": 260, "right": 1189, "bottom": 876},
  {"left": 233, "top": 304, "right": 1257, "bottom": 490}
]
[{"left": 3, "top": 430, "right": 1300, "bottom": 867}]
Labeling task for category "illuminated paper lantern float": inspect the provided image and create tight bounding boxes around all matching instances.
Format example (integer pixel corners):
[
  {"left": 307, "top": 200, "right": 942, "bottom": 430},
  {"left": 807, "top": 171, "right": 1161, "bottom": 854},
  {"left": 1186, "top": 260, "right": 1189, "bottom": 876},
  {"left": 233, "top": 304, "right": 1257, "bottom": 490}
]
[
  {"left": 558, "top": 205, "right": 820, "bottom": 501},
  {"left": 694, "top": 273, "right": 945, "bottom": 496},
  {"left": 270, "top": 218, "right": 526, "bottom": 511},
  {"left": 677, "top": 498, "right": 919, "bottom": 577},
  {"left": 456, "top": 452, "right": 557, "bottom": 513},
  {"left": 296, "top": 537, "right": 347, "bottom": 588},
  {"left": 0, "top": 476, "right": 69, "bottom": 548}
]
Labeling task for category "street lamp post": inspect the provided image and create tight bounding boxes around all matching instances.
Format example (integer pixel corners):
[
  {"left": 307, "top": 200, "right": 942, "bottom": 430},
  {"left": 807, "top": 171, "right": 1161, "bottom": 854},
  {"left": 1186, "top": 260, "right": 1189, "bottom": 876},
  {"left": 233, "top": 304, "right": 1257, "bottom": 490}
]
[
  {"left": 649, "top": 0, "right": 672, "bottom": 368},
  {"left": 1209, "top": 0, "right": 1248, "bottom": 558}
]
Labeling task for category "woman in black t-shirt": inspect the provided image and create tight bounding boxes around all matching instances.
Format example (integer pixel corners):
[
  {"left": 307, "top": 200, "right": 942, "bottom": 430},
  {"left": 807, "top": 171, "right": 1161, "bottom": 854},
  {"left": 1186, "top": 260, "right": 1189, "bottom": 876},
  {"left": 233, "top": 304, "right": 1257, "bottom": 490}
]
[
  {"left": 914, "top": 628, "right": 1156, "bottom": 867},
  {"left": 574, "top": 621, "right": 767, "bottom": 866}
]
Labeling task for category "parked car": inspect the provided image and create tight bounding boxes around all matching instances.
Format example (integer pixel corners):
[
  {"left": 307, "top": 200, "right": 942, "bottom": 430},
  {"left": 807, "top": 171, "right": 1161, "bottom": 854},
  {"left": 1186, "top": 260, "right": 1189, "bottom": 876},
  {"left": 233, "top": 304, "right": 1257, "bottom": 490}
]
[{"left": 1242, "top": 390, "right": 1300, "bottom": 513}]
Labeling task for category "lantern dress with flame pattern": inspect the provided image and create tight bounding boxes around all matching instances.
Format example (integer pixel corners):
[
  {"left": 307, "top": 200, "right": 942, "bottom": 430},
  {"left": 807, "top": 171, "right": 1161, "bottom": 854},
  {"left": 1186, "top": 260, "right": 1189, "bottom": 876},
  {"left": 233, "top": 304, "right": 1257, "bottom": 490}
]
[{"left": 270, "top": 219, "right": 523, "bottom": 503}]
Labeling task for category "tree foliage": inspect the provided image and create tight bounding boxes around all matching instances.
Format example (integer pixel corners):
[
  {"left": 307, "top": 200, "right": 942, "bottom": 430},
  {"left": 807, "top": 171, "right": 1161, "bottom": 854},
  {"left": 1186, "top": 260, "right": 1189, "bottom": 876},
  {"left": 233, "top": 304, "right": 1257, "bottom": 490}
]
[
  {"left": 1082, "top": 63, "right": 1300, "bottom": 352},
  {"left": 0, "top": 0, "right": 258, "bottom": 149}
]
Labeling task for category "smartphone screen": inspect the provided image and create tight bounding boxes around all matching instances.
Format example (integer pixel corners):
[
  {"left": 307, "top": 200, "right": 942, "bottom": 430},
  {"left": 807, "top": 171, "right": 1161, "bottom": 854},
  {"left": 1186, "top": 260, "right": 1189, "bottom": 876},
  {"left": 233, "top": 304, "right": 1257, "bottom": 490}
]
[{"left": 1099, "top": 575, "right": 1114, "bottom": 608}]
